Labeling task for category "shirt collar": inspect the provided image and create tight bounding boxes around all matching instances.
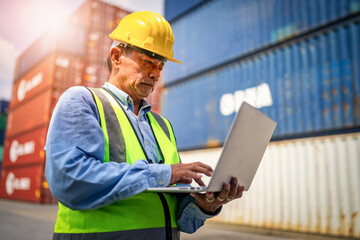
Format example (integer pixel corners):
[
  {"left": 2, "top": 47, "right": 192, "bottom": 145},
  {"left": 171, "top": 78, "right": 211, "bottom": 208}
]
[{"left": 103, "top": 82, "right": 152, "bottom": 115}]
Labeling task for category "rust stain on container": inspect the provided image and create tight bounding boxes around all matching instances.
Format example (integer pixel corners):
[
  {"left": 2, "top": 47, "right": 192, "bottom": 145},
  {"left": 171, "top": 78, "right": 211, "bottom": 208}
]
[
  {"left": 354, "top": 97, "right": 360, "bottom": 118},
  {"left": 206, "top": 139, "right": 220, "bottom": 148}
]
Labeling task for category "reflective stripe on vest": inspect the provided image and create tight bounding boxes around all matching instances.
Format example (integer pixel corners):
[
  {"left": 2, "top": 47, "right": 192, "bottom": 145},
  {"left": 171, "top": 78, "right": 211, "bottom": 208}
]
[{"left": 54, "top": 87, "right": 180, "bottom": 239}]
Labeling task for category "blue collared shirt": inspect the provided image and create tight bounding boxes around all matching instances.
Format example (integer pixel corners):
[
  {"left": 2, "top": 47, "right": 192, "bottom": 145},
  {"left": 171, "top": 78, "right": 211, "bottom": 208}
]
[
  {"left": 102, "top": 82, "right": 162, "bottom": 163},
  {"left": 45, "top": 84, "right": 217, "bottom": 233}
]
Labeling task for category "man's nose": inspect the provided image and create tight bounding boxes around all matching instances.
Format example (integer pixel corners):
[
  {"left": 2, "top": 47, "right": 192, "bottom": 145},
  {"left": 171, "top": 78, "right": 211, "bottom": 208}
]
[{"left": 149, "top": 66, "right": 160, "bottom": 80}]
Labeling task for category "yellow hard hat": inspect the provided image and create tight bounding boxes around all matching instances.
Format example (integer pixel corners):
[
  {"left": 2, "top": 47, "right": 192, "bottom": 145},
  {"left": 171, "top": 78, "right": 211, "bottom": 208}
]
[{"left": 109, "top": 11, "right": 182, "bottom": 64}]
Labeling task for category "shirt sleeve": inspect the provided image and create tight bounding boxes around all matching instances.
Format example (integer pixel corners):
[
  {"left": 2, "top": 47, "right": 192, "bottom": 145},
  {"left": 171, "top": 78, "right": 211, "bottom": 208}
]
[
  {"left": 176, "top": 194, "right": 222, "bottom": 233},
  {"left": 45, "top": 86, "right": 171, "bottom": 210}
]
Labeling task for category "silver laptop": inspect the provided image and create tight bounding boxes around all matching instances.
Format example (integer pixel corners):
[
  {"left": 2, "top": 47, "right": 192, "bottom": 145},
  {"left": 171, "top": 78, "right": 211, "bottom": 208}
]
[{"left": 147, "top": 101, "right": 277, "bottom": 193}]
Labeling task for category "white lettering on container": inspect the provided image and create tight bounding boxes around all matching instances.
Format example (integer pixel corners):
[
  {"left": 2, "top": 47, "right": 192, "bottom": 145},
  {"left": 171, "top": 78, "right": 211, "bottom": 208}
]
[
  {"left": 5, "top": 172, "right": 31, "bottom": 195},
  {"left": 220, "top": 83, "right": 273, "bottom": 116},
  {"left": 9, "top": 140, "right": 35, "bottom": 163},
  {"left": 17, "top": 72, "right": 43, "bottom": 101}
]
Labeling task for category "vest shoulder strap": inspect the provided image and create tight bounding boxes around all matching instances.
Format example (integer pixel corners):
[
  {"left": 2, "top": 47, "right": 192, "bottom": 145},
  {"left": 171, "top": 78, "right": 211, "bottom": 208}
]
[
  {"left": 149, "top": 111, "right": 171, "bottom": 140},
  {"left": 87, "top": 87, "right": 126, "bottom": 163}
]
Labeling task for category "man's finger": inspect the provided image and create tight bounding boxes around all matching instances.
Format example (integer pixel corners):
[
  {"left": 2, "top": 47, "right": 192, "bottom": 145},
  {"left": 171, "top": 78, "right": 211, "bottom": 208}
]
[
  {"left": 194, "top": 177, "right": 206, "bottom": 187},
  {"left": 216, "top": 183, "right": 231, "bottom": 202}
]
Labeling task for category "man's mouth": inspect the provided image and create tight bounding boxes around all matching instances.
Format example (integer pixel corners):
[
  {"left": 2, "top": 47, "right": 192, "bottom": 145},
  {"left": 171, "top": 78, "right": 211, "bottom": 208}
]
[{"left": 141, "top": 82, "right": 154, "bottom": 88}]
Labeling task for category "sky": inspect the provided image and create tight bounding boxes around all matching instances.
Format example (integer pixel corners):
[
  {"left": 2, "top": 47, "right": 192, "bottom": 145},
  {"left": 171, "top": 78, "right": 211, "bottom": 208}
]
[{"left": 0, "top": 0, "right": 164, "bottom": 101}]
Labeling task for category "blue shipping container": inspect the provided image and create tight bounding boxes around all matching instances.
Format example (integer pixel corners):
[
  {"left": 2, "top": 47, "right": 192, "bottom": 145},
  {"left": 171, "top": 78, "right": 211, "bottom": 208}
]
[
  {"left": 0, "top": 100, "right": 9, "bottom": 115},
  {"left": 162, "top": 20, "right": 360, "bottom": 150},
  {"left": 165, "top": 0, "right": 208, "bottom": 22},
  {"left": 165, "top": 0, "right": 360, "bottom": 85}
]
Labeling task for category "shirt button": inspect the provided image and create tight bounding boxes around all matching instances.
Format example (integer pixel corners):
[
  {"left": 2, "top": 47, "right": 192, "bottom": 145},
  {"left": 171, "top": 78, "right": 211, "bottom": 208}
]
[
  {"left": 145, "top": 141, "right": 149, "bottom": 146},
  {"left": 158, "top": 180, "right": 163, "bottom": 185}
]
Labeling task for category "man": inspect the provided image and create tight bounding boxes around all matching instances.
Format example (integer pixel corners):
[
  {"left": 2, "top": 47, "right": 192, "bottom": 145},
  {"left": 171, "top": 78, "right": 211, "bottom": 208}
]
[{"left": 45, "top": 11, "right": 245, "bottom": 240}]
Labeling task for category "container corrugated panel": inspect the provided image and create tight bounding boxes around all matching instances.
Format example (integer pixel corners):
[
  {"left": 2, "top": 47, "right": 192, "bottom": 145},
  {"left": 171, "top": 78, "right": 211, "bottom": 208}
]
[
  {"left": 16, "top": 23, "right": 86, "bottom": 79},
  {"left": 165, "top": 0, "right": 207, "bottom": 22},
  {"left": 0, "top": 164, "right": 44, "bottom": 203},
  {"left": 84, "top": 62, "right": 100, "bottom": 87},
  {"left": 162, "top": 19, "right": 360, "bottom": 150},
  {"left": 179, "top": 132, "right": 360, "bottom": 238},
  {"left": 68, "top": 0, "right": 130, "bottom": 65},
  {"left": 67, "top": 0, "right": 130, "bottom": 32},
  {"left": 2, "top": 127, "right": 47, "bottom": 168},
  {"left": 97, "top": 63, "right": 110, "bottom": 87},
  {"left": 0, "top": 100, "right": 9, "bottom": 114},
  {"left": 6, "top": 89, "right": 55, "bottom": 139},
  {"left": 85, "top": 31, "right": 113, "bottom": 65},
  {"left": 164, "top": 0, "right": 360, "bottom": 85},
  {"left": 52, "top": 53, "right": 85, "bottom": 92}
]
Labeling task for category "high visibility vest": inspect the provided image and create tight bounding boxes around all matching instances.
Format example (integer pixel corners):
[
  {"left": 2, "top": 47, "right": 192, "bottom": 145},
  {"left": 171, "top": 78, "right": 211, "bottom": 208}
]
[{"left": 53, "top": 87, "right": 181, "bottom": 240}]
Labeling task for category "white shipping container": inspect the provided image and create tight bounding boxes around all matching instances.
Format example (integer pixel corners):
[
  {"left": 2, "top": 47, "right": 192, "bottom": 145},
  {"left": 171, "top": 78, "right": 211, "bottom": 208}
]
[{"left": 179, "top": 133, "right": 360, "bottom": 238}]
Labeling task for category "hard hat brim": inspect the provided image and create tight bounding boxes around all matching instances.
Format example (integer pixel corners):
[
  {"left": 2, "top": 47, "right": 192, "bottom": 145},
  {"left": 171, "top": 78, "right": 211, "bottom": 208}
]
[{"left": 168, "top": 57, "right": 182, "bottom": 64}]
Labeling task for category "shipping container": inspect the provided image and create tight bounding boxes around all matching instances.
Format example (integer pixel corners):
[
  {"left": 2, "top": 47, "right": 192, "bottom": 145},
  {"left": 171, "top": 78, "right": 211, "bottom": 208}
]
[
  {"left": 83, "top": 62, "right": 108, "bottom": 88},
  {"left": 162, "top": 19, "right": 360, "bottom": 150},
  {"left": 52, "top": 52, "right": 85, "bottom": 93},
  {"left": 14, "top": 0, "right": 130, "bottom": 82},
  {"left": 66, "top": 0, "right": 130, "bottom": 66},
  {"left": 179, "top": 132, "right": 360, "bottom": 238},
  {"left": 6, "top": 89, "right": 55, "bottom": 139},
  {"left": 0, "top": 164, "right": 44, "bottom": 203},
  {"left": 10, "top": 54, "right": 56, "bottom": 108},
  {"left": 16, "top": 23, "right": 86, "bottom": 79},
  {"left": 68, "top": 0, "right": 130, "bottom": 32},
  {"left": 165, "top": 0, "right": 208, "bottom": 21},
  {"left": 164, "top": 0, "right": 360, "bottom": 85},
  {"left": 10, "top": 52, "right": 85, "bottom": 110},
  {"left": 0, "top": 0, "right": 134, "bottom": 205},
  {"left": 2, "top": 127, "right": 47, "bottom": 168},
  {"left": 0, "top": 100, "right": 9, "bottom": 114}
]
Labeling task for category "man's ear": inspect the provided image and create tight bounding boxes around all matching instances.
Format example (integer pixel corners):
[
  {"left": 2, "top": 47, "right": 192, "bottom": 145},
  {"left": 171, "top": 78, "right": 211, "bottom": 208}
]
[{"left": 110, "top": 47, "right": 123, "bottom": 69}]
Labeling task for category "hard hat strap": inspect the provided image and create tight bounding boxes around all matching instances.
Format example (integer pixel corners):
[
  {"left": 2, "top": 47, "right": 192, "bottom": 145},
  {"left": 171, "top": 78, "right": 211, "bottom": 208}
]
[{"left": 111, "top": 40, "right": 167, "bottom": 63}]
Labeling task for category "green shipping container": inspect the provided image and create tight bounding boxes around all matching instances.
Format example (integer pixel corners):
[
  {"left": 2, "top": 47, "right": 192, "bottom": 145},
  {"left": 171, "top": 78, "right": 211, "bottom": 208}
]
[{"left": 0, "top": 114, "right": 6, "bottom": 131}]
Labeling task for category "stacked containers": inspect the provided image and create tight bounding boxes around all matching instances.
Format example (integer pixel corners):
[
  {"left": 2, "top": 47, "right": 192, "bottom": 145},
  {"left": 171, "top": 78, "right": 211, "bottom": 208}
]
[
  {"left": 164, "top": 0, "right": 360, "bottom": 85},
  {"left": 163, "top": 0, "right": 360, "bottom": 238},
  {"left": 67, "top": 0, "right": 163, "bottom": 111},
  {"left": 0, "top": 0, "right": 132, "bottom": 203},
  {"left": 163, "top": 19, "right": 360, "bottom": 149}
]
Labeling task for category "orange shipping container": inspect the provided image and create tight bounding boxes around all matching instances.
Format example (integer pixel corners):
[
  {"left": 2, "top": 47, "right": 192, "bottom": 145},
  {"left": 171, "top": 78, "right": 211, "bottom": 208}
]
[
  {"left": 10, "top": 54, "right": 56, "bottom": 109},
  {"left": 6, "top": 89, "right": 54, "bottom": 138},
  {"left": 0, "top": 165, "right": 43, "bottom": 203},
  {"left": 68, "top": 0, "right": 130, "bottom": 32},
  {"left": 2, "top": 127, "right": 47, "bottom": 168},
  {"left": 11, "top": 52, "right": 85, "bottom": 110}
]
